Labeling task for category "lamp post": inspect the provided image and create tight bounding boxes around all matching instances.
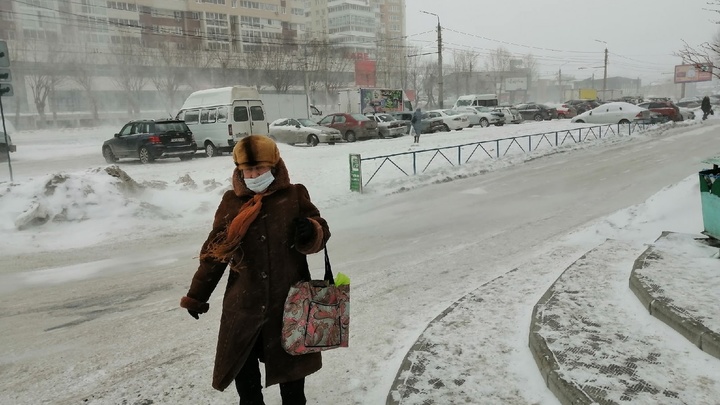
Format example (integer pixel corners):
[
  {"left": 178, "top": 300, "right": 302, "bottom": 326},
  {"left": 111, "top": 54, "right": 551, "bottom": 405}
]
[
  {"left": 420, "top": 10, "right": 443, "bottom": 108},
  {"left": 594, "top": 39, "right": 608, "bottom": 100}
]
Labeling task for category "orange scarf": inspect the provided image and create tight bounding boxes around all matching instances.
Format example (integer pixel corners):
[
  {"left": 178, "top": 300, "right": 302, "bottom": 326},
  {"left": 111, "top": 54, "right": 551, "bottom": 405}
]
[{"left": 201, "top": 193, "right": 267, "bottom": 262}]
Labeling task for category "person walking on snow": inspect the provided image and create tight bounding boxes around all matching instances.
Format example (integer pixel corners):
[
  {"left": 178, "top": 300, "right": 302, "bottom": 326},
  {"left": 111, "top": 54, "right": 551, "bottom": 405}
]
[
  {"left": 180, "top": 135, "right": 331, "bottom": 405},
  {"left": 411, "top": 107, "right": 423, "bottom": 144},
  {"left": 702, "top": 96, "right": 713, "bottom": 120}
]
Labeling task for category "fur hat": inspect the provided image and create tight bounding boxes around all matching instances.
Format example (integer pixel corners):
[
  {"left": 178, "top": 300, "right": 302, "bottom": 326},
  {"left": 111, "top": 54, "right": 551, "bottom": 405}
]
[{"left": 232, "top": 135, "right": 280, "bottom": 169}]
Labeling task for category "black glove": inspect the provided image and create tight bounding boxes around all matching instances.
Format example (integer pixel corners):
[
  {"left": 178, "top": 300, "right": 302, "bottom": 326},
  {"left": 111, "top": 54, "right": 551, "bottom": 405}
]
[
  {"left": 293, "top": 217, "right": 315, "bottom": 244},
  {"left": 187, "top": 309, "right": 200, "bottom": 320}
]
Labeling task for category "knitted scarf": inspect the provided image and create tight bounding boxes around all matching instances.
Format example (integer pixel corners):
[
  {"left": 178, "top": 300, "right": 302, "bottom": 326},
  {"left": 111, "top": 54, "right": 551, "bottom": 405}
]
[{"left": 201, "top": 192, "right": 268, "bottom": 262}]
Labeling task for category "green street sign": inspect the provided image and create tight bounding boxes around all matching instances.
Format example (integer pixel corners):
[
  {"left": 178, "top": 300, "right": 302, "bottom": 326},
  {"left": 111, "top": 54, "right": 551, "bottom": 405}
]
[
  {"left": 0, "top": 83, "right": 13, "bottom": 97},
  {"left": 349, "top": 154, "right": 363, "bottom": 193}
]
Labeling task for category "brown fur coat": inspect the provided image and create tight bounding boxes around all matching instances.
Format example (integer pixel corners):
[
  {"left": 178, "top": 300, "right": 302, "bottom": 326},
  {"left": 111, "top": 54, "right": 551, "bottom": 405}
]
[{"left": 180, "top": 158, "right": 330, "bottom": 390}]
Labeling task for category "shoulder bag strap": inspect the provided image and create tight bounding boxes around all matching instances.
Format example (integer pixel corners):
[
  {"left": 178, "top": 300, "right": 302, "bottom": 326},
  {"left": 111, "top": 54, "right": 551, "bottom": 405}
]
[{"left": 323, "top": 246, "right": 334, "bottom": 284}]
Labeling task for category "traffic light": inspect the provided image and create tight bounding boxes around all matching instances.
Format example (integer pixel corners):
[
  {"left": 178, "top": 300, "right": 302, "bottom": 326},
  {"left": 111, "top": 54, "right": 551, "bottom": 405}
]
[{"left": 0, "top": 41, "right": 9, "bottom": 68}]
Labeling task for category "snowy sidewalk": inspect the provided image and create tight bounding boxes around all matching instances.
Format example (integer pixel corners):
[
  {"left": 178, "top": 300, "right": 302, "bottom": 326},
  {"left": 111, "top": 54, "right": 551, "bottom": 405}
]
[
  {"left": 387, "top": 234, "right": 720, "bottom": 405},
  {"left": 530, "top": 236, "right": 720, "bottom": 404}
]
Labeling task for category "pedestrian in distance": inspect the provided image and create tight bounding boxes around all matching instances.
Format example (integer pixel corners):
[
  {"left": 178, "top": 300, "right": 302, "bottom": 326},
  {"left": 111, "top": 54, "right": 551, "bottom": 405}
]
[
  {"left": 180, "top": 135, "right": 331, "bottom": 405},
  {"left": 702, "top": 96, "right": 714, "bottom": 121},
  {"left": 411, "top": 107, "right": 423, "bottom": 144}
]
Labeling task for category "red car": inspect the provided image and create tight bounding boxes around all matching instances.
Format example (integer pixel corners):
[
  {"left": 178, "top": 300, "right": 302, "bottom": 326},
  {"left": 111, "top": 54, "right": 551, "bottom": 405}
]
[
  {"left": 317, "top": 113, "right": 379, "bottom": 142},
  {"left": 637, "top": 101, "right": 683, "bottom": 122},
  {"left": 555, "top": 104, "right": 577, "bottom": 119}
]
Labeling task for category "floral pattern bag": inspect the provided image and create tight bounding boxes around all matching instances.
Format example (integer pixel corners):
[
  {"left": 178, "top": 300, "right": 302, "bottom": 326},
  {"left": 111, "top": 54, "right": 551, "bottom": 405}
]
[{"left": 282, "top": 248, "right": 349, "bottom": 355}]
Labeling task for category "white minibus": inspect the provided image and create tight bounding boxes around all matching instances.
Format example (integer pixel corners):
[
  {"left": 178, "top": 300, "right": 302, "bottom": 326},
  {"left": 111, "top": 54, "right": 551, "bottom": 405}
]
[{"left": 176, "top": 86, "right": 269, "bottom": 157}]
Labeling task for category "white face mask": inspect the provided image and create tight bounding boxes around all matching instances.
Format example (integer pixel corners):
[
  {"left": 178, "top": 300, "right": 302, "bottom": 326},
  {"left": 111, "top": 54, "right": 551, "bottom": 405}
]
[{"left": 244, "top": 170, "right": 275, "bottom": 193}]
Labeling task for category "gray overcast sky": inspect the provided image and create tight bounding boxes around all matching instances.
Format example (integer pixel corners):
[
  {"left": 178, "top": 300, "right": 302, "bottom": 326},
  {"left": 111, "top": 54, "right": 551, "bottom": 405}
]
[{"left": 404, "top": 0, "right": 719, "bottom": 83}]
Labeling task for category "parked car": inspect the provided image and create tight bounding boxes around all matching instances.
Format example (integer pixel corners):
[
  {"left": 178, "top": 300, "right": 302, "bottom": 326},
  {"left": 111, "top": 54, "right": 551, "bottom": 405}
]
[
  {"left": 425, "top": 109, "right": 470, "bottom": 131},
  {"left": 635, "top": 111, "right": 671, "bottom": 125},
  {"left": 455, "top": 106, "right": 505, "bottom": 127},
  {"left": 571, "top": 102, "right": 650, "bottom": 125},
  {"left": 0, "top": 119, "right": 17, "bottom": 161},
  {"left": 317, "top": 113, "right": 378, "bottom": 142},
  {"left": 496, "top": 106, "right": 523, "bottom": 124},
  {"left": 268, "top": 118, "right": 343, "bottom": 146},
  {"left": 675, "top": 97, "right": 702, "bottom": 109},
  {"left": 365, "top": 113, "right": 407, "bottom": 138},
  {"left": 554, "top": 103, "right": 578, "bottom": 119},
  {"left": 514, "top": 103, "right": 555, "bottom": 121},
  {"left": 102, "top": 119, "right": 197, "bottom": 164},
  {"left": 391, "top": 111, "right": 445, "bottom": 134},
  {"left": 678, "top": 107, "right": 696, "bottom": 121},
  {"left": 636, "top": 101, "right": 683, "bottom": 122},
  {"left": 565, "top": 99, "right": 601, "bottom": 114},
  {"left": 446, "top": 108, "right": 481, "bottom": 127}
]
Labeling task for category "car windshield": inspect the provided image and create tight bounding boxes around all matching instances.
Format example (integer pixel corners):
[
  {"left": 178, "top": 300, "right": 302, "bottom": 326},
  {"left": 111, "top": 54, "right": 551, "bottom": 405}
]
[
  {"left": 442, "top": 109, "right": 458, "bottom": 115},
  {"left": 476, "top": 107, "right": 492, "bottom": 113},
  {"left": 298, "top": 119, "right": 317, "bottom": 127},
  {"left": 456, "top": 100, "right": 472, "bottom": 107},
  {"left": 156, "top": 122, "right": 188, "bottom": 132}
]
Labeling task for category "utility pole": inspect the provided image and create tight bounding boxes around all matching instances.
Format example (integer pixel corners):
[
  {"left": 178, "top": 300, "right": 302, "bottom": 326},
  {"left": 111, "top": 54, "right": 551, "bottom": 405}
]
[
  {"left": 602, "top": 47, "right": 608, "bottom": 100},
  {"left": 421, "top": 11, "right": 442, "bottom": 108},
  {"left": 437, "top": 19, "right": 443, "bottom": 108},
  {"left": 558, "top": 67, "right": 562, "bottom": 102}
]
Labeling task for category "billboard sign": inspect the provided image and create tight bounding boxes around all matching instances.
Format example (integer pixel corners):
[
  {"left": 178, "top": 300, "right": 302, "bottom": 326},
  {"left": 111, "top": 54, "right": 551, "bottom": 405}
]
[
  {"left": 504, "top": 77, "right": 527, "bottom": 91},
  {"left": 674, "top": 64, "right": 713, "bottom": 83}
]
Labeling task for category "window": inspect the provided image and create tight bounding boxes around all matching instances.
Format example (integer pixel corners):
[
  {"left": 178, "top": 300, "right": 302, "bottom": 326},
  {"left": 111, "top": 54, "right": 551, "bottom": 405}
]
[
  {"left": 184, "top": 110, "right": 199, "bottom": 125},
  {"left": 250, "top": 106, "right": 265, "bottom": 121},
  {"left": 200, "top": 108, "right": 217, "bottom": 123},
  {"left": 217, "top": 106, "right": 228, "bottom": 122},
  {"left": 234, "top": 106, "right": 249, "bottom": 122},
  {"left": 120, "top": 124, "right": 133, "bottom": 136}
]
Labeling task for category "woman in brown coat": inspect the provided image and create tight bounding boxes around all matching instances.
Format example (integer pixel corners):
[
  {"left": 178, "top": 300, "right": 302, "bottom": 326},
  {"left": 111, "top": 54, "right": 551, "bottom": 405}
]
[{"left": 180, "top": 135, "right": 330, "bottom": 405}]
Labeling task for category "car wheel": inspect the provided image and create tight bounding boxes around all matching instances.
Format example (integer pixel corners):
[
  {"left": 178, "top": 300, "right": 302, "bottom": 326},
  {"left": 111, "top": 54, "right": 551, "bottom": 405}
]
[
  {"left": 138, "top": 146, "right": 154, "bottom": 164},
  {"left": 575, "top": 119, "right": 585, "bottom": 123},
  {"left": 442, "top": 124, "right": 450, "bottom": 132},
  {"left": 103, "top": 146, "right": 118, "bottom": 163},
  {"left": 558, "top": 113, "right": 565, "bottom": 119},
  {"left": 179, "top": 154, "right": 194, "bottom": 161},
  {"left": 479, "top": 118, "right": 489, "bottom": 127},
  {"left": 618, "top": 119, "right": 630, "bottom": 125},
  {"left": 205, "top": 142, "right": 219, "bottom": 158},
  {"left": 306, "top": 134, "right": 319, "bottom": 147},
  {"left": 534, "top": 114, "right": 543, "bottom": 121},
  {"left": 345, "top": 131, "right": 357, "bottom": 142}
]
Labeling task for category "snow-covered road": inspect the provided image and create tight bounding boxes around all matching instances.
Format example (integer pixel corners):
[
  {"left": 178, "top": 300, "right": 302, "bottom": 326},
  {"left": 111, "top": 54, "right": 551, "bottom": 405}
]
[{"left": 0, "top": 120, "right": 716, "bottom": 404}]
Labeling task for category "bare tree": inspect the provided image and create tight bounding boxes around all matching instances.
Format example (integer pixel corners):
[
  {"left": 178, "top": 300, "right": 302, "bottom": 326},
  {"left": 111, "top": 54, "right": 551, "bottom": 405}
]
[
  {"left": 676, "top": 32, "right": 720, "bottom": 80},
  {"left": 150, "top": 44, "right": 190, "bottom": 116},
  {"left": 69, "top": 45, "right": 103, "bottom": 124},
  {"left": 107, "top": 41, "right": 151, "bottom": 117},
  {"left": 19, "top": 38, "right": 68, "bottom": 125},
  {"left": 451, "top": 49, "right": 479, "bottom": 97},
  {"left": 421, "top": 59, "right": 439, "bottom": 108},
  {"left": 485, "top": 47, "right": 513, "bottom": 95},
  {"left": 305, "top": 40, "right": 353, "bottom": 106},
  {"left": 260, "top": 45, "right": 300, "bottom": 92}
]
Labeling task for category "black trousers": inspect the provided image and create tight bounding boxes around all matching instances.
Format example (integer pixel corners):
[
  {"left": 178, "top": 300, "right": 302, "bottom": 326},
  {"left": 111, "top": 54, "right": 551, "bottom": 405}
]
[{"left": 234, "top": 339, "right": 307, "bottom": 405}]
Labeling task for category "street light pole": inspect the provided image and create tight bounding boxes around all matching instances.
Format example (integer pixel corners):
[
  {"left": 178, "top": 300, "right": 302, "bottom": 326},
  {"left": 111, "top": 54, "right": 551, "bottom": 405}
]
[
  {"left": 594, "top": 40, "right": 608, "bottom": 100},
  {"left": 420, "top": 10, "right": 443, "bottom": 108}
]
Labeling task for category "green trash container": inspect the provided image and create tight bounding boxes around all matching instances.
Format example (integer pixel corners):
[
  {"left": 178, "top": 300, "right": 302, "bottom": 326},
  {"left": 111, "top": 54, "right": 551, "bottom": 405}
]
[{"left": 699, "top": 158, "right": 720, "bottom": 240}]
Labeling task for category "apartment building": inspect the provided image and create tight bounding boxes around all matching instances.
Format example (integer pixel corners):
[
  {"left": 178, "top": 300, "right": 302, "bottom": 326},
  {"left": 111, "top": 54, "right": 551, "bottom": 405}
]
[
  {"left": 304, "top": 0, "right": 405, "bottom": 58},
  {"left": 0, "top": 0, "right": 308, "bottom": 52}
]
